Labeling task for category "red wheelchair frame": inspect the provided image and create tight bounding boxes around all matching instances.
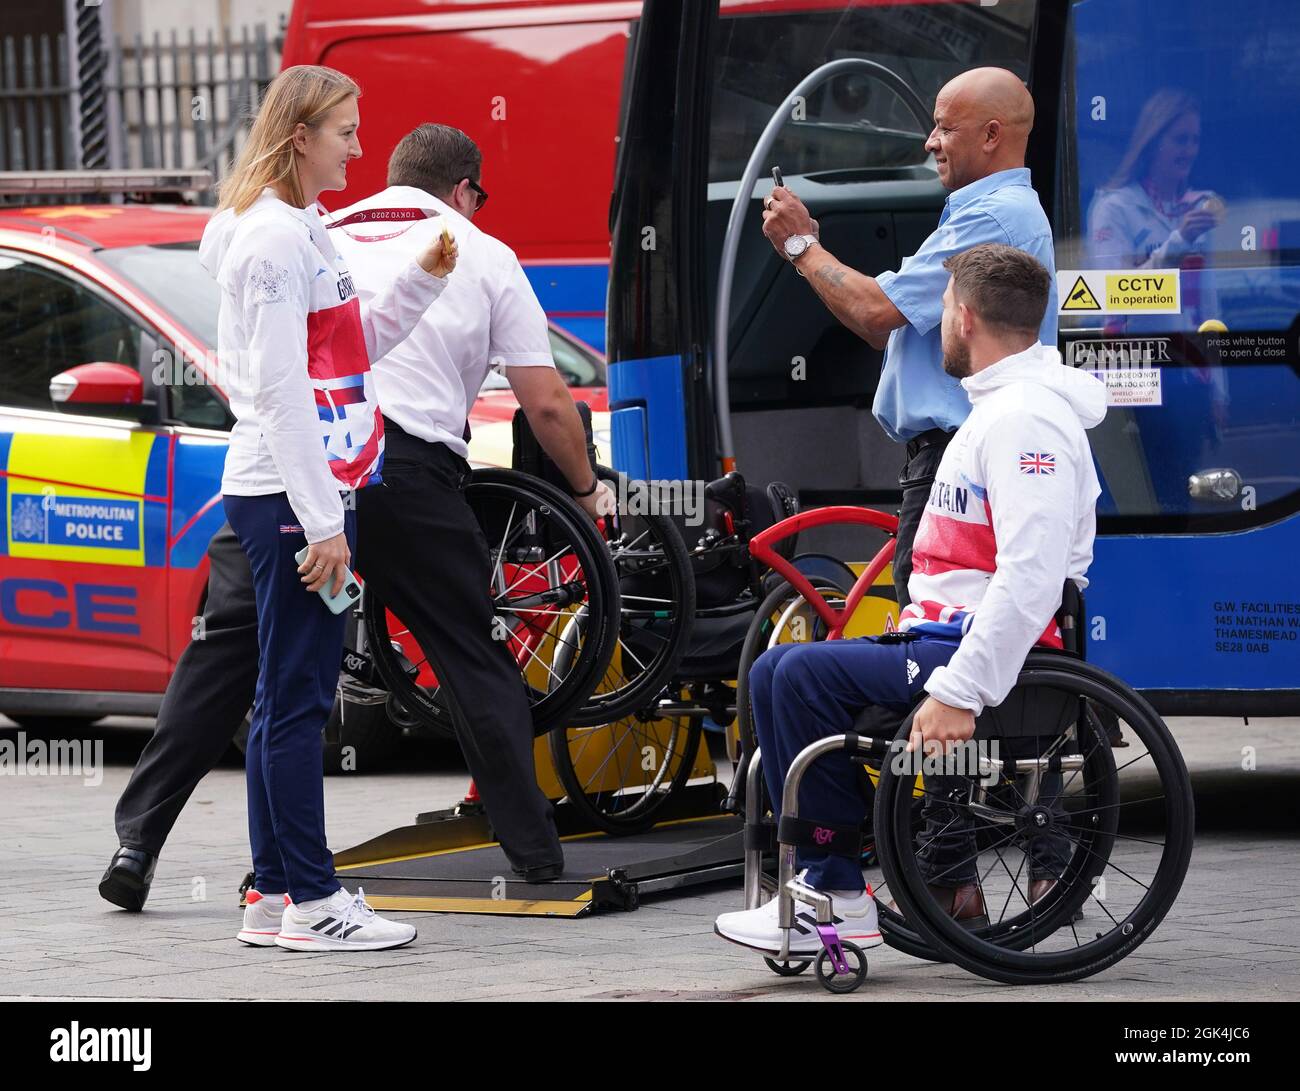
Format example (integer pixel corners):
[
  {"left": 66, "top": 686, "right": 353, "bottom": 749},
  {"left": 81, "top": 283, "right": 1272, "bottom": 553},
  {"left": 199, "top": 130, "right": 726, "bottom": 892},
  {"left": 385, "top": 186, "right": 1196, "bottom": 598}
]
[{"left": 747, "top": 506, "right": 900, "bottom": 638}]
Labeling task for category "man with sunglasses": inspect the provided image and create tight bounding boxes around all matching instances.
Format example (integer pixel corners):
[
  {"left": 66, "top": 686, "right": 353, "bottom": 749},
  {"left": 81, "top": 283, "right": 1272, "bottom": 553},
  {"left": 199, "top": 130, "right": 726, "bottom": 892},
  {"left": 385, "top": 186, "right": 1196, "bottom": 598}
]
[
  {"left": 99, "top": 123, "right": 612, "bottom": 912},
  {"left": 331, "top": 123, "right": 616, "bottom": 875}
]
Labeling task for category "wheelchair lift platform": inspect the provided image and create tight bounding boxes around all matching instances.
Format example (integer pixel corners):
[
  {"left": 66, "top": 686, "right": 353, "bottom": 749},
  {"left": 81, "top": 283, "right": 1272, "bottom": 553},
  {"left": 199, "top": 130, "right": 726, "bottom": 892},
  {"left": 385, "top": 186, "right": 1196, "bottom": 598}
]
[{"left": 333, "top": 784, "right": 744, "bottom": 917}]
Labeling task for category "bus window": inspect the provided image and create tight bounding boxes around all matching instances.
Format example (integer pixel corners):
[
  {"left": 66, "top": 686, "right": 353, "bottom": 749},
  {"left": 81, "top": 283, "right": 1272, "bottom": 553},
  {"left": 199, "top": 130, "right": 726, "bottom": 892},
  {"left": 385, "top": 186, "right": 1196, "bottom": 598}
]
[
  {"left": 706, "top": 0, "right": 1040, "bottom": 522},
  {"left": 709, "top": 1, "right": 1038, "bottom": 183},
  {"left": 1055, "top": 0, "right": 1300, "bottom": 528}
]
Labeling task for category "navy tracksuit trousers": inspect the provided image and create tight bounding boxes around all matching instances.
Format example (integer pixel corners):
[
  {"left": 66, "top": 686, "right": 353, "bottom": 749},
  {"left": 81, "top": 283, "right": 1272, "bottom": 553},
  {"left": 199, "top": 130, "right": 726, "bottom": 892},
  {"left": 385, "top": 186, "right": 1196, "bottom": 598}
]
[
  {"left": 748, "top": 634, "right": 960, "bottom": 893},
  {"left": 223, "top": 491, "right": 356, "bottom": 903}
]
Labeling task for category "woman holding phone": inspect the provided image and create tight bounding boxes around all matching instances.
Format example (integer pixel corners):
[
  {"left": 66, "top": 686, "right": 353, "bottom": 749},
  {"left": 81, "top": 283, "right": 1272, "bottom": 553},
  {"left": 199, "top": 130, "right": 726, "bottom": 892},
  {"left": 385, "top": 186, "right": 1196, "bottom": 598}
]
[{"left": 198, "top": 65, "right": 456, "bottom": 950}]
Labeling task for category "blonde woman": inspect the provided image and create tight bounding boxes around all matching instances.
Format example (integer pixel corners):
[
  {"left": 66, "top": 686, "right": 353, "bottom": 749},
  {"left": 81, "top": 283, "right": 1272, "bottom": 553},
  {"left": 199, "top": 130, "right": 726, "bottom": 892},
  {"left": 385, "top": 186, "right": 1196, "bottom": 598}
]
[{"left": 198, "top": 65, "right": 456, "bottom": 950}]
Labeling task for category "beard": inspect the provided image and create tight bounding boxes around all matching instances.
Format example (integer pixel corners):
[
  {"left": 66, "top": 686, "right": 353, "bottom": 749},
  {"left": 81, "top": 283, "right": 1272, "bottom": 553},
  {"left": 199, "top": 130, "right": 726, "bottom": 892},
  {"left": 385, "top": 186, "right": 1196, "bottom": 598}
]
[{"left": 942, "top": 338, "right": 972, "bottom": 378}]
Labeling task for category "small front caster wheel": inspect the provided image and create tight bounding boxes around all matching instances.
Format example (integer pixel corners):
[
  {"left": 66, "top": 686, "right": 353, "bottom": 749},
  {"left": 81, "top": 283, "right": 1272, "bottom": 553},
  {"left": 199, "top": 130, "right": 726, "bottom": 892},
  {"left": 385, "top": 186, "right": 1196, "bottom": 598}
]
[
  {"left": 815, "top": 940, "right": 868, "bottom": 994},
  {"left": 763, "top": 957, "right": 811, "bottom": 977}
]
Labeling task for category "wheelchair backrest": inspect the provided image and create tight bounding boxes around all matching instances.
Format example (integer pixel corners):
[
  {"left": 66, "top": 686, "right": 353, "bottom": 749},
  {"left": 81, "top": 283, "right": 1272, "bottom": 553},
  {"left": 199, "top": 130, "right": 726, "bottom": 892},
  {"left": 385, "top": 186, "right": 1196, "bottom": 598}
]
[{"left": 692, "top": 472, "right": 800, "bottom": 609}]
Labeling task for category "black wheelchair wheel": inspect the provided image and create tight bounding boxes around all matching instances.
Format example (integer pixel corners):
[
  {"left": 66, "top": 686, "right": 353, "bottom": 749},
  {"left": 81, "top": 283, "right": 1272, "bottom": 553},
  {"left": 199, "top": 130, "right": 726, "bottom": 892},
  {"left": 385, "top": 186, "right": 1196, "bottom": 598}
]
[
  {"left": 764, "top": 957, "right": 811, "bottom": 977},
  {"left": 364, "top": 469, "right": 621, "bottom": 738},
  {"left": 547, "top": 704, "right": 703, "bottom": 834},
  {"left": 562, "top": 464, "right": 696, "bottom": 727},
  {"left": 815, "top": 941, "right": 868, "bottom": 994},
  {"left": 875, "top": 656, "right": 1194, "bottom": 985}
]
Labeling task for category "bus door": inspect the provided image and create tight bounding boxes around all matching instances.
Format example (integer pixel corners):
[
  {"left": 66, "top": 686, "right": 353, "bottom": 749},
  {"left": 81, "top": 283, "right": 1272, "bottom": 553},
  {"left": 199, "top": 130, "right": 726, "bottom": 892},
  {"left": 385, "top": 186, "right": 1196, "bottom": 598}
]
[
  {"left": 609, "top": 0, "right": 1060, "bottom": 561},
  {"left": 1053, "top": 0, "right": 1300, "bottom": 711}
]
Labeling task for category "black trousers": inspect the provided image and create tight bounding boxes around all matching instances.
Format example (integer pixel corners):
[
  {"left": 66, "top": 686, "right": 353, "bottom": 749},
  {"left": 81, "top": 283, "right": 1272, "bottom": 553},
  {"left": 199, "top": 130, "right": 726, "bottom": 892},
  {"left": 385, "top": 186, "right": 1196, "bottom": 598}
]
[
  {"left": 353, "top": 425, "right": 560, "bottom": 869},
  {"left": 892, "top": 429, "right": 953, "bottom": 612},
  {"left": 114, "top": 521, "right": 259, "bottom": 856},
  {"left": 114, "top": 430, "right": 562, "bottom": 872}
]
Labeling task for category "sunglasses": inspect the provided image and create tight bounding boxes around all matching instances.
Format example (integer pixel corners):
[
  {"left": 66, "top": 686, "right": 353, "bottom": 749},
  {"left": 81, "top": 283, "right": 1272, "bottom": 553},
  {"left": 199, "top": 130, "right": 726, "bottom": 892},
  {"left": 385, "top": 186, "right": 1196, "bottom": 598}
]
[{"left": 465, "top": 178, "right": 488, "bottom": 210}]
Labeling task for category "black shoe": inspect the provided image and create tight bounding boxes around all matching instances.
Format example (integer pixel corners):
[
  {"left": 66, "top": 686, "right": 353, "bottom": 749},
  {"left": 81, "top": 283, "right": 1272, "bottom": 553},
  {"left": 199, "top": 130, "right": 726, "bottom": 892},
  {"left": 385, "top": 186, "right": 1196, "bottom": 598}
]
[
  {"left": 98, "top": 847, "right": 158, "bottom": 911},
  {"left": 512, "top": 861, "right": 564, "bottom": 883}
]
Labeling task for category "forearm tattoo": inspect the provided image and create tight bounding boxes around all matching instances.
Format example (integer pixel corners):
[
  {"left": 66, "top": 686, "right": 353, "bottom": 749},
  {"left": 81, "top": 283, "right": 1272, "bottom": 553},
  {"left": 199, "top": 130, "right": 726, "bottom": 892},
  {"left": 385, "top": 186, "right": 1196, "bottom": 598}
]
[{"left": 813, "top": 262, "right": 848, "bottom": 288}]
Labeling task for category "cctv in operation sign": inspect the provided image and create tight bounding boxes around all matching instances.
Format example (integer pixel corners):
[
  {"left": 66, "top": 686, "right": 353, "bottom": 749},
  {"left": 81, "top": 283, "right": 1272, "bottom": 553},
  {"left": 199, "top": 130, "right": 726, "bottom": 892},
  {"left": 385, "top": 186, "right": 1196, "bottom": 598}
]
[{"left": 1057, "top": 268, "right": 1181, "bottom": 315}]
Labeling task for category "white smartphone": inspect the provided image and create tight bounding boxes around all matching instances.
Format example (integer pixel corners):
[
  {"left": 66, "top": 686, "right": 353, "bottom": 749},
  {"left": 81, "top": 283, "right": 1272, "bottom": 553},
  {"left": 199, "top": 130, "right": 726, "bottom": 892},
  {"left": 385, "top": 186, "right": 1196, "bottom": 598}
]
[{"left": 295, "top": 546, "right": 362, "bottom": 615}]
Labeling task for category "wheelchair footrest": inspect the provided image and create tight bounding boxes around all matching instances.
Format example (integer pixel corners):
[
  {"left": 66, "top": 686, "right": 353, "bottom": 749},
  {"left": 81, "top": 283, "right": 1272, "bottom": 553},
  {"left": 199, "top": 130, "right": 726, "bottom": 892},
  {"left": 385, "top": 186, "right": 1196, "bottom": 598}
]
[{"left": 777, "top": 816, "right": 863, "bottom": 859}]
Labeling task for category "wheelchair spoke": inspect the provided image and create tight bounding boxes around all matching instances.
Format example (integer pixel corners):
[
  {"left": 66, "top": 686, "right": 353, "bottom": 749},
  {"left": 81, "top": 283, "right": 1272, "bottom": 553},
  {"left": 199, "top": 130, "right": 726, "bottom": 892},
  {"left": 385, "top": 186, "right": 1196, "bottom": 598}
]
[
  {"left": 1070, "top": 793, "right": 1168, "bottom": 817},
  {"left": 513, "top": 631, "right": 566, "bottom": 687},
  {"left": 910, "top": 807, "right": 1007, "bottom": 861},
  {"left": 1057, "top": 823, "right": 1168, "bottom": 849},
  {"left": 578, "top": 720, "right": 640, "bottom": 791},
  {"left": 491, "top": 500, "right": 519, "bottom": 592},
  {"left": 497, "top": 544, "right": 580, "bottom": 599},
  {"left": 1071, "top": 835, "right": 1154, "bottom": 897},
  {"left": 993, "top": 844, "right": 1033, "bottom": 921},
  {"left": 918, "top": 827, "right": 1021, "bottom": 888}
]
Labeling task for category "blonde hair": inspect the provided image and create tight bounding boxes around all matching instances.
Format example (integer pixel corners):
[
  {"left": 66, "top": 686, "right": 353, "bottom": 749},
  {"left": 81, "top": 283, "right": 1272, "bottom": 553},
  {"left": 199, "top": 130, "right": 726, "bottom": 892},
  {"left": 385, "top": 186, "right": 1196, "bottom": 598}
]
[
  {"left": 217, "top": 65, "right": 360, "bottom": 214},
  {"left": 1106, "top": 88, "right": 1199, "bottom": 191}
]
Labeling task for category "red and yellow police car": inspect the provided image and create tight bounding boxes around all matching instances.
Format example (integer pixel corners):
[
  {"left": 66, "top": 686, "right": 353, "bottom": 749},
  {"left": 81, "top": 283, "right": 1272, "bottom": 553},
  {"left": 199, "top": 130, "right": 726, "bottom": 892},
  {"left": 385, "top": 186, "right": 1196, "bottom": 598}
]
[{"left": 0, "top": 171, "right": 607, "bottom": 733}]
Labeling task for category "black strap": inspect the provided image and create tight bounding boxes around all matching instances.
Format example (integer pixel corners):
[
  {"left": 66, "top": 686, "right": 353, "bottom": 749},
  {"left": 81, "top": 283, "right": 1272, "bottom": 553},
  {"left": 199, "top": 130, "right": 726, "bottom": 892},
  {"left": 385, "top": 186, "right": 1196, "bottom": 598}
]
[
  {"left": 744, "top": 820, "right": 777, "bottom": 854},
  {"left": 777, "top": 815, "right": 864, "bottom": 859}
]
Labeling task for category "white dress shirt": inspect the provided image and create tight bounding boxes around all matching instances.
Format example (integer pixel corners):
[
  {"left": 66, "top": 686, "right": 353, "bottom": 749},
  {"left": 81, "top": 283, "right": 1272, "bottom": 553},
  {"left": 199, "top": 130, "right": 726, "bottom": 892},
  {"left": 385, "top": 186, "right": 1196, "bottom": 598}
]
[{"left": 328, "top": 185, "right": 555, "bottom": 457}]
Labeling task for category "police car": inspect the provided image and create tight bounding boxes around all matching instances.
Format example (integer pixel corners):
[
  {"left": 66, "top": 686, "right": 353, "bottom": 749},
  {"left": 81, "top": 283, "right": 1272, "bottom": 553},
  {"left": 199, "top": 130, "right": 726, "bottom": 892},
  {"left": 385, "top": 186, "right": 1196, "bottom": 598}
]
[{"left": 0, "top": 171, "right": 607, "bottom": 740}]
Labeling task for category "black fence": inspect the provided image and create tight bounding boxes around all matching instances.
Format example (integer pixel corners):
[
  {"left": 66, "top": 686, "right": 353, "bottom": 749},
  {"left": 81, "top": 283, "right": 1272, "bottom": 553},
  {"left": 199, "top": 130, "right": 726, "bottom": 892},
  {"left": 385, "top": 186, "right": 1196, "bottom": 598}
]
[
  {"left": 0, "top": 23, "right": 277, "bottom": 202},
  {"left": 0, "top": 32, "right": 77, "bottom": 172}
]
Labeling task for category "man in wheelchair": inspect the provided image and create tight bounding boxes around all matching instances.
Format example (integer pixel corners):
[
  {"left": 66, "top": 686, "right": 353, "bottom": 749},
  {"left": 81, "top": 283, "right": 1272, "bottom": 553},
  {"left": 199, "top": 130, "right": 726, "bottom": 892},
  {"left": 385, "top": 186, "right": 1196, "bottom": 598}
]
[{"left": 716, "top": 244, "right": 1107, "bottom": 957}]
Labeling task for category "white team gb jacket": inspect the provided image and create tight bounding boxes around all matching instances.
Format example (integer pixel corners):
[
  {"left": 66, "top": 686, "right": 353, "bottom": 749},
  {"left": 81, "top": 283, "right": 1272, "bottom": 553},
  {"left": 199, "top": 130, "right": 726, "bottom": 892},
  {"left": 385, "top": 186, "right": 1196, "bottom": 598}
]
[
  {"left": 899, "top": 342, "right": 1108, "bottom": 714},
  {"left": 199, "top": 190, "right": 447, "bottom": 543}
]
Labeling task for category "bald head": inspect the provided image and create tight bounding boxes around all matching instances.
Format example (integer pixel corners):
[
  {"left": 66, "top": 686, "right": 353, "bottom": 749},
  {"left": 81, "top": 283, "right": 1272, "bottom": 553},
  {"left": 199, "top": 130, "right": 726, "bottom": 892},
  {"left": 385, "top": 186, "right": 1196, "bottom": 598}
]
[{"left": 926, "top": 67, "right": 1034, "bottom": 191}]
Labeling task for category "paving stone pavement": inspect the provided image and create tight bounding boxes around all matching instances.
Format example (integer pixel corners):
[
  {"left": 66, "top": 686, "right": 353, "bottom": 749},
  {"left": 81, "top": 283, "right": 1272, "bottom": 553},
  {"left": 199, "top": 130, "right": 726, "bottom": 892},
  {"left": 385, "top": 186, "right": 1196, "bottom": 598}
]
[{"left": 1, "top": 714, "right": 1297, "bottom": 1001}]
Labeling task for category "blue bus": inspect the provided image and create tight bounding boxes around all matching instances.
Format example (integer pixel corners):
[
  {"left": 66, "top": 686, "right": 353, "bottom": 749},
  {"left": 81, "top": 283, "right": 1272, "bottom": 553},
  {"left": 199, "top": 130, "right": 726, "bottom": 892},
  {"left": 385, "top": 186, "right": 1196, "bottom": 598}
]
[{"left": 605, "top": 0, "right": 1300, "bottom": 714}]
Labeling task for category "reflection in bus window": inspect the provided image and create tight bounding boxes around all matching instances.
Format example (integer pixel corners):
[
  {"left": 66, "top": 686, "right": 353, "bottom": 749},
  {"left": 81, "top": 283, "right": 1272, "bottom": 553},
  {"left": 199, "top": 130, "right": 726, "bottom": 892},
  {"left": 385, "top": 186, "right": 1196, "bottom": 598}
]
[
  {"left": 1085, "top": 89, "right": 1223, "bottom": 327},
  {"left": 1055, "top": 0, "right": 1300, "bottom": 527}
]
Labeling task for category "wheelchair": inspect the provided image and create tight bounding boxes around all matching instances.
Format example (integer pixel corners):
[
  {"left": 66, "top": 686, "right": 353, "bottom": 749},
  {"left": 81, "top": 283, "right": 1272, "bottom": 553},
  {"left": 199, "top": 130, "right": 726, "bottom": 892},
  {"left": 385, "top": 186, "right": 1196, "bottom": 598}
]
[
  {"left": 354, "top": 466, "right": 624, "bottom": 739},
  {"left": 351, "top": 459, "right": 844, "bottom": 833},
  {"left": 546, "top": 467, "right": 862, "bottom": 833},
  {"left": 734, "top": 506, "right": 1195, "bottom": 993}
]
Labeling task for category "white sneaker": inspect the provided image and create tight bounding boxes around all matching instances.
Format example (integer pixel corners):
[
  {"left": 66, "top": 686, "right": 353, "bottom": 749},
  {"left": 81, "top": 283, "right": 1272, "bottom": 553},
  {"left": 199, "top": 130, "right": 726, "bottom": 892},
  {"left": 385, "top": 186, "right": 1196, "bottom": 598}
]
[
  {"left": 236, "top": 889, "right": 289, "bottom": 947},
  {"left": 275, "top": 887, "right": 417, "bottom": 952},
  {"left": 714, "top": 874, "right": 883, "bottom": 956}
]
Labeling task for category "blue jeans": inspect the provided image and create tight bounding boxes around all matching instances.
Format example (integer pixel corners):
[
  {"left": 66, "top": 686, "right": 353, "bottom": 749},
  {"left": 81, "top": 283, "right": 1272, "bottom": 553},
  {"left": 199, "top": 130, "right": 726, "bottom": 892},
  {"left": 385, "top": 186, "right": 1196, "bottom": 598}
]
[
  {"left": 223, "top": 492, "right": 356, "bottom": 903},
  {"left": 749, "top": 635, "right": 959, "bottom": 892}
]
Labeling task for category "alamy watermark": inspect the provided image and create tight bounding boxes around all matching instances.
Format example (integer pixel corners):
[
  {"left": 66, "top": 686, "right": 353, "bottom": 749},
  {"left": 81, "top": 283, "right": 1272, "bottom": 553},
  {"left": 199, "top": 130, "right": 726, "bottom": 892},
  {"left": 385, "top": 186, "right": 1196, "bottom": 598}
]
[
  {"left": 611, "top": 477, "right": 705, "bottom": 527},
  {"left": 0, "top": 731, "right": 103, "bottom": 786},
  {"left": 887, "top": 738, "right": 1002, "bottom": 785}
]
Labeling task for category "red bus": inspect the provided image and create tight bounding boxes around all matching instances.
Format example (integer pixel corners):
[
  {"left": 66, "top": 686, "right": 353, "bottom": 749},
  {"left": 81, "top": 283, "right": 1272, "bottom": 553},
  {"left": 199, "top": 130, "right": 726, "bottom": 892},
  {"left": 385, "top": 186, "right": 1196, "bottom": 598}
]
[{"left": 282, "top": 0, "right": 642, "bottom": 352}]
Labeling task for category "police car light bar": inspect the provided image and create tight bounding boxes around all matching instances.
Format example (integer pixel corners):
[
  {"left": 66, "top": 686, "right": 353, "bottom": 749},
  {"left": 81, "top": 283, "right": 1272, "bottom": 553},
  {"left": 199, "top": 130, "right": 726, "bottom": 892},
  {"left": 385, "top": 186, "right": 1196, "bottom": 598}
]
[{"left": 0, "top": 169, "right": 213, "bottom": 197}]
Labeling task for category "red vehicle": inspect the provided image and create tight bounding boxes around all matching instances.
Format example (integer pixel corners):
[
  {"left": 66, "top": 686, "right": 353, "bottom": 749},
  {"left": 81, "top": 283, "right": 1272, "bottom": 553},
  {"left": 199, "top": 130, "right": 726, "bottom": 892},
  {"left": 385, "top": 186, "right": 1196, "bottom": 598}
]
[
  {"left": 281, "top": 0, "right": 641, "bottom": 352},
  {"left": 0, "top": 176, "right": 607, "bottom": 733}
]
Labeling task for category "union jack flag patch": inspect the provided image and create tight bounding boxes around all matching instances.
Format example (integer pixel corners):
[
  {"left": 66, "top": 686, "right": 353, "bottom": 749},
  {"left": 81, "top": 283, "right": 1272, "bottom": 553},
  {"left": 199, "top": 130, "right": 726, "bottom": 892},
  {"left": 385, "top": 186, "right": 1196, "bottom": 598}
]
[{"left": 1019, "top": 452, "right": 1056, "bottom": 475}]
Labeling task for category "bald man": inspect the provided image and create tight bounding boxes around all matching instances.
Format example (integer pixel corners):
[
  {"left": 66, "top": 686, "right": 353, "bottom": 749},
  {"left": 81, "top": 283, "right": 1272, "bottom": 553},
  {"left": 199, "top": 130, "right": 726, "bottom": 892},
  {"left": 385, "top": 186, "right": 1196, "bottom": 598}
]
[{"left": 762, "top": 67, "right": 1057, "bottom": 613}]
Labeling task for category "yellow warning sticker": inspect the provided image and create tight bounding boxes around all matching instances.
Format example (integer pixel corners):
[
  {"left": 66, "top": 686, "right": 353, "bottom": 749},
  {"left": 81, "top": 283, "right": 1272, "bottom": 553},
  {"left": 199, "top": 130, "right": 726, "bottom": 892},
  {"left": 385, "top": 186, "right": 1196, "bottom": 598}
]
[
  {"left": 1062, "top": 275, "right": 1100, "bottom": 311},
  {"left": 1057, "top": 269, "right": 1181, "bottom": 315}
]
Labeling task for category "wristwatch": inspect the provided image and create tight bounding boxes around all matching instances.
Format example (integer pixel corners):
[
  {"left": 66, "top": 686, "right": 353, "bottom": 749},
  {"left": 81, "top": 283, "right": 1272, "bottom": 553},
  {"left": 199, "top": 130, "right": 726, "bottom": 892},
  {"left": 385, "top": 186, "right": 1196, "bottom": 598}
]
[
  {"left": 782, "top": 233, "right": 817, "bottom": 259},
  {"left": 782, "top": 233, "right": 818, "bottom": 274}
]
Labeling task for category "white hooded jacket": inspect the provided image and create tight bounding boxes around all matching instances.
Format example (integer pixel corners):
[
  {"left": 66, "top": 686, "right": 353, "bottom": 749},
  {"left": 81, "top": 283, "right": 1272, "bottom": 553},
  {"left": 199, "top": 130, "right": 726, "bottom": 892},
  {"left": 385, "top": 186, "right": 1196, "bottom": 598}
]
[
  {"left": 899, "top": 342, "right": 1108, "bottom": 714},
  {"left": 198, "top": 190, "right": 446, "bottom": 543}
]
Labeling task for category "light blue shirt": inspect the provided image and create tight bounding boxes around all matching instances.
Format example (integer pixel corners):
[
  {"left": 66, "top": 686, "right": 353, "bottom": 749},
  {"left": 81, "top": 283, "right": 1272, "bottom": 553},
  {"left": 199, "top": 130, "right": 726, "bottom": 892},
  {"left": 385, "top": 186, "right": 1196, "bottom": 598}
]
[{"left": 873, "top": 167, "right": 1057, "bottom": 442}]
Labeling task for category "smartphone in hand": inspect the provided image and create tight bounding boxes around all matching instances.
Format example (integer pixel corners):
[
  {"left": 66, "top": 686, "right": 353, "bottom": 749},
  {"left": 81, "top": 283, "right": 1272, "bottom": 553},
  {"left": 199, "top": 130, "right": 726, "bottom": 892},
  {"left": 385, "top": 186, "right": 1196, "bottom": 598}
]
[{"left": 294, "top": 546, "right": 362, "bottom": 615}]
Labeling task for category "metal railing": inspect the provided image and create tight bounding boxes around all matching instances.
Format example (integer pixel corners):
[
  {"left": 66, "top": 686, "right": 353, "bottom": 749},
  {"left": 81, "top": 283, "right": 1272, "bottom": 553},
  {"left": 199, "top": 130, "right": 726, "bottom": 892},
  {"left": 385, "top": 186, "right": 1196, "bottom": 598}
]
[
  {"left": 0, "top": 23, "right": 277, "bottom": 203},
  {"left": 0, "top": 33, "right": 77, "bottom": 173}
]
